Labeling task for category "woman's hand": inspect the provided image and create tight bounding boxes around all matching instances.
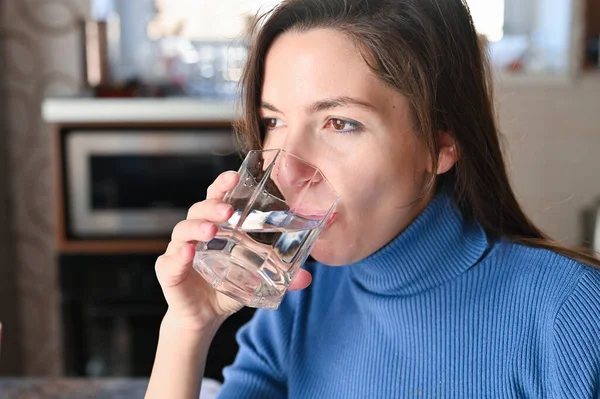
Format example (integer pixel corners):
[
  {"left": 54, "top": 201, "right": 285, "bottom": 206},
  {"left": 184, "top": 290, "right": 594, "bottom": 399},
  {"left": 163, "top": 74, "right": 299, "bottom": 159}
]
[{"left": 155, "top": 171, "right": 313, "bottom": 331}]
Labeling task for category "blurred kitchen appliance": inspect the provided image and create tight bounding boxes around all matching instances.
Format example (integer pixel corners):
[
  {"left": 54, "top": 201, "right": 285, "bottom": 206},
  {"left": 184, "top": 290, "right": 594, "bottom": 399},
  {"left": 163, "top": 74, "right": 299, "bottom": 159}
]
[{"left": 62, "top": 128, "right": 241, "bottom": 239}]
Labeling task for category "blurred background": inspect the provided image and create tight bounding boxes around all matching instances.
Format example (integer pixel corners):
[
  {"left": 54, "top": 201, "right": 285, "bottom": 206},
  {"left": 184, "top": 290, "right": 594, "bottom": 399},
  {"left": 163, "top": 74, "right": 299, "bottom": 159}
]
[{"left": 0, "top": 0, "right": 598, "bottom": 395}]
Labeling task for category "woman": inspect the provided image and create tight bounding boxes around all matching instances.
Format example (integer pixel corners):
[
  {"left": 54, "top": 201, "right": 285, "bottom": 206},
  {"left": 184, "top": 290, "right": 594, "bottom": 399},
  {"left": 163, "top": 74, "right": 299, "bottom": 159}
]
[{"left": 146, "top": 0, "right": 600, "bottom": 397}]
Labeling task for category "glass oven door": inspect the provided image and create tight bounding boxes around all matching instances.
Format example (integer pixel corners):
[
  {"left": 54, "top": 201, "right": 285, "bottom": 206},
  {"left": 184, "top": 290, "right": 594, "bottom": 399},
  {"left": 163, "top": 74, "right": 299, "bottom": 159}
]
[{"left": 65, "top": 129, "right": 242, "bottom": 238}]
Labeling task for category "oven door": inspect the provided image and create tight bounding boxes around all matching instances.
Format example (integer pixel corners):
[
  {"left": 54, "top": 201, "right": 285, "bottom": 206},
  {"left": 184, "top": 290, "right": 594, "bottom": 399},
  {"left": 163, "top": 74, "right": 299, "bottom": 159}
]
[{"left": 65, "top": 129, "right": 240, "bottom": 238}]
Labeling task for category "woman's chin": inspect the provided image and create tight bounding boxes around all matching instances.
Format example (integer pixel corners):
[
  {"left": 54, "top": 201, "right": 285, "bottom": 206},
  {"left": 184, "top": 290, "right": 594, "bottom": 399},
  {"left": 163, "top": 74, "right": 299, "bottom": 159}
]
[{"left": 309, "top": 239, "right": 353, "bottom": 266}]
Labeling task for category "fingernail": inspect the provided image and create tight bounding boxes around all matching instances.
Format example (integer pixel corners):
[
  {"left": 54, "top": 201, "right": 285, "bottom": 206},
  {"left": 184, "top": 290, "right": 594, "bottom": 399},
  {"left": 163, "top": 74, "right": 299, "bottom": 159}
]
[
  {"left": 217, "top": 203, "right": 232, "bottom": 215},
  {"left": 225, "top": 172, "right": 237, "bottom": 182}
]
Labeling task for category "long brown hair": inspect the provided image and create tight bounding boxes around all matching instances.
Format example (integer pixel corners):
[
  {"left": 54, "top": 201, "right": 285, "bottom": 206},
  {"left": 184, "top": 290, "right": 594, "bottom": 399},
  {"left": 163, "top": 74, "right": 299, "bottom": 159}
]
[{"left": 235, "top": 0, "right": 600, "bottom": 268}]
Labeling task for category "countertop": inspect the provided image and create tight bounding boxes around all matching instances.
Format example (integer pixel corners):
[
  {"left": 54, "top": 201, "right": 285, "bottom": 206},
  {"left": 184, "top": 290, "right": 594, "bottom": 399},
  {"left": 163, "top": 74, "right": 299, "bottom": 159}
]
[
  {"left": 0, "top": 377, "right": 221, "bottom": 399},
  {"left": 0, "top": 378, "right": 149, "bottom": 399},
  {"left": 42, "top": 98, "right": 241, "bottom": 123}
]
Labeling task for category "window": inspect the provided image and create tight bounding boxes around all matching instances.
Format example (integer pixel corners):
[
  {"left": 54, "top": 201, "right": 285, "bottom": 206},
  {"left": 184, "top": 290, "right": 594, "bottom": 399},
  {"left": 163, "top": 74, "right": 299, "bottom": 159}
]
[
  {"left": 147, "top": 0, "right": 280, "bottom": 40},
  {"left": 144, "top": 0, "right": 507, "bottom": 42},
  {"left": 96, "top": 0, "right": 577, "bottom": 78},
  {"left": 466, "top": 0, "right": 505, "bottom": 42}
]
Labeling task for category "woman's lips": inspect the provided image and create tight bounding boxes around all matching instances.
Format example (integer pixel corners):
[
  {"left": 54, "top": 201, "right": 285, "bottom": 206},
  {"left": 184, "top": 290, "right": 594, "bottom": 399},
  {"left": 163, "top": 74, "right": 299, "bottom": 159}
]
[{"left": 291, "top": 207, "right": 338, "bottom": 229}]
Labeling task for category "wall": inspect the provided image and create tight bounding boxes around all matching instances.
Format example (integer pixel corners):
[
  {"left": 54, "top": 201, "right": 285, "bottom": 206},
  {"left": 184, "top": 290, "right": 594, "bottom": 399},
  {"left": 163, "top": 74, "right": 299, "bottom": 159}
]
[
  {"left": 497, "top": 75, "right": 600, "bottom": 248},
  {"left": 0, "top": 30, "right": 22, "bottom": 375},
  {"left": 503, "top": 0, "right": 537, "bottom": 34},
  {"left": 0, "top": 0, "right": 89, "bottom": 375}
]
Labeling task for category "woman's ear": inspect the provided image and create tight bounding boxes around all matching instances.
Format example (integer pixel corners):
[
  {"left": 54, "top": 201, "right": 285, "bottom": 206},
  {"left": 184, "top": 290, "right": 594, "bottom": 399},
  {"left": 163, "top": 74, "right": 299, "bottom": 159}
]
[{"left": 427, "top": 131, "right": 458, "bottom": 175}]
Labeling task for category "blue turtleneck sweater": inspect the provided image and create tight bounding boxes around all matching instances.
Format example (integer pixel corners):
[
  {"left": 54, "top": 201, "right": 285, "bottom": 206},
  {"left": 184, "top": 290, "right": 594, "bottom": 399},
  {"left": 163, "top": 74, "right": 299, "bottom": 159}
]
[{"left": 217, "top": 190, "right": 600, "bottom": 398}]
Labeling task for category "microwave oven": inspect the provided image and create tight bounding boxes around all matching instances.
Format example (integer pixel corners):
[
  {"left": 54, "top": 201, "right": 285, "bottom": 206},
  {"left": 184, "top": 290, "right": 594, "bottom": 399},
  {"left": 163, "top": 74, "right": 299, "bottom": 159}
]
[{"left": 63, "top": 128, "right": 242, "bottom": 239}]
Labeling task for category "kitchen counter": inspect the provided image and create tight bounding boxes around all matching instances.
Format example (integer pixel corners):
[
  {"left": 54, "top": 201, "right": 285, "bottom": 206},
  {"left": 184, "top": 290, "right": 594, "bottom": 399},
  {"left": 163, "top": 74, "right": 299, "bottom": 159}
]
[
  {"left": 42, "top": 98, "right": 241, "bottom": 123},
  {"left": 0, "top": 377, "right": 221, "bottom": 399},
  {"left": 0, "top": 378, "right": 149, "bottom": 399}
]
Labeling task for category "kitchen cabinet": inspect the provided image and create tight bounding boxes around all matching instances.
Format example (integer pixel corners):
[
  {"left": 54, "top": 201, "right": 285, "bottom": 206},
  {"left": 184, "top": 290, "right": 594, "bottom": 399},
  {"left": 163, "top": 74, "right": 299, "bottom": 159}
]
[{"left": 43, "top": 98, "right": 253, "bottom": 380}]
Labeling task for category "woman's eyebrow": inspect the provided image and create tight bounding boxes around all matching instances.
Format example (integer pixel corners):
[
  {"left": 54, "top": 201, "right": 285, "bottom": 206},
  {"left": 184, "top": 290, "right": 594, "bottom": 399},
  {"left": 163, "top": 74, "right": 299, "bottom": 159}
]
[
  {"left": 261, "top": 101, "right": 282, "bottom": 113},
  {"left": 309, "top": 96, "right": 377, "bottom": 112},
  {"left": 261, "top": 96, "right": 377, "bottom": 115}
]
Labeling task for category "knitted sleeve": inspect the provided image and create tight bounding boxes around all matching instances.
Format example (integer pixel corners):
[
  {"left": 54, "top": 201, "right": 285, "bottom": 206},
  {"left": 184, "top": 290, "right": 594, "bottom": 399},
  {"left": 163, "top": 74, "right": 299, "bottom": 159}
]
[
  {"left": 553, "top": 269, "right": 600, "bottom": 398},
  {"left": 216, "top": 291, "right": 298, "bottom": 399}
]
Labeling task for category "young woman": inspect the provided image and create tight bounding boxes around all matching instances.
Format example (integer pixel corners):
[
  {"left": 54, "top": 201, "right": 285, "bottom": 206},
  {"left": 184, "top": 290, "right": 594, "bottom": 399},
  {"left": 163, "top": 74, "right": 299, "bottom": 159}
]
[{"left": 145, "top": 0, "right": 600, "bottom": 397}]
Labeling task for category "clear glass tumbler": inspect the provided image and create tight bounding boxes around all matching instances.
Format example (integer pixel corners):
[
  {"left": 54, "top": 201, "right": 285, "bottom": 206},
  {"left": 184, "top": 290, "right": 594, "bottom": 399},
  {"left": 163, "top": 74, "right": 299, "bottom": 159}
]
[{"left": 193, "top": 149, "right": 339, "bottom": 309}]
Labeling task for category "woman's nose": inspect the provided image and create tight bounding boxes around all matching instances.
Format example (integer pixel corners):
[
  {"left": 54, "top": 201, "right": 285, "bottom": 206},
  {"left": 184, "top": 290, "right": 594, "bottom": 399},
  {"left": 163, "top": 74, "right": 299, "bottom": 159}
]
[{"left": 275, "top": 152, "right": 317, "bottom": 189}]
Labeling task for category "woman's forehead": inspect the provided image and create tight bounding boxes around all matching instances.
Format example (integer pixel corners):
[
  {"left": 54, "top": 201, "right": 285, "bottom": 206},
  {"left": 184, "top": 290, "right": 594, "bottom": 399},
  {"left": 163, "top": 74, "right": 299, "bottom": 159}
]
[{"left": 261, "top": 29, "right": 394, "bottom": 112}]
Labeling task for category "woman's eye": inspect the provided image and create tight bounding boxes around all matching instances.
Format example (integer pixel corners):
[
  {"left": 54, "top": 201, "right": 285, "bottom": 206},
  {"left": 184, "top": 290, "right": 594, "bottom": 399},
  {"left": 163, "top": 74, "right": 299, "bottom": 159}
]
[
  {"left": 324, "top": 118, "right": 362, "bottom": 133},
  {"left": 263, "top": 118, "right": 286, "bottom": 130}
]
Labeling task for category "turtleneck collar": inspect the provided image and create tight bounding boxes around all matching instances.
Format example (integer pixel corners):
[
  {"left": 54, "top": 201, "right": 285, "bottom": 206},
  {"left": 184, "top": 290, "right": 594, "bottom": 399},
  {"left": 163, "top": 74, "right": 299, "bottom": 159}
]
[{"left": 348, "top": 187, "right": 490, "bottom": 296}]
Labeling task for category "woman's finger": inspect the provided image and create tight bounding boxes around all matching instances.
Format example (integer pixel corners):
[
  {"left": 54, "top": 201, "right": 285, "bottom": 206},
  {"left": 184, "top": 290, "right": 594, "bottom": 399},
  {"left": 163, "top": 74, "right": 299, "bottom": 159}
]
[
  {"left": 206, "top": 171, "right": 240, "bottom": 200},
  {"left": 155, "top": 243, "right": 196, "bottom": 288},
  {"left": 186, "top": 198, "right": 234, "bottom": 221},
  {"left": 171, "top": 219, "right": 218, "bottom": 244},
  {"left": 288, "top": 269, "right": 312, "bottom": 291},
  {"left": 164, "top": 240, "right": 182, "bottom": 256}
]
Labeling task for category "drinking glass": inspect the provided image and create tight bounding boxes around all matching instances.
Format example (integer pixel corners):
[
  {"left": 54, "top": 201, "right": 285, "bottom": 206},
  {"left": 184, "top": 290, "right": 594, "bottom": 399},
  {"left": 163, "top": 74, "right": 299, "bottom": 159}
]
[{"left": 193, "top": 149, "right": 339, "bottom": 309}]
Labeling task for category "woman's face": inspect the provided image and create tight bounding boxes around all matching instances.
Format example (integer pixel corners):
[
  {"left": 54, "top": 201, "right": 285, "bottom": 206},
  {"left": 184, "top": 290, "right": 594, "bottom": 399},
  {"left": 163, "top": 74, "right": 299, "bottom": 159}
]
[{"left": 261, "top": 28, "right": 434, "bottom": 266}]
